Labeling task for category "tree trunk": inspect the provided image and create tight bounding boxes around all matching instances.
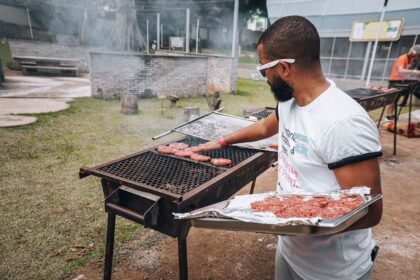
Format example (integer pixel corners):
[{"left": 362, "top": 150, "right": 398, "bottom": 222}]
[{"left": 121, "top": 95, "right": 138, "bottom": 114}]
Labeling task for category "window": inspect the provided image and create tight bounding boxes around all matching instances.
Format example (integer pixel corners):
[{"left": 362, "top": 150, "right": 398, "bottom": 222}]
[
  {"left": 320, "top": 38, "right": 334, "bottom": 57},
  {"left": 389, "top": 35, "right": 415, "bottom": 58},
  {"left": 320, "top": 35, "right": 419, "bottom": 80},
  {"left": 350, "top": 42, "right": 367, "bottom": 58},
  {"left": 333, "top": 38, "right": 350, "bottom": 58}
]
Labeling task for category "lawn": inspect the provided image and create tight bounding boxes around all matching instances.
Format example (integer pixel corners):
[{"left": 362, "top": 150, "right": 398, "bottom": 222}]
[{"left": 0, "top": 78, "right": 274, "bottom": 279}]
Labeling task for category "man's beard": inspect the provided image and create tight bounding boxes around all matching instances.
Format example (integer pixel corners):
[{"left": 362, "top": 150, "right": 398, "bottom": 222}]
[{"left": 269, "top": 74, "right": 294, "bottom": 102}]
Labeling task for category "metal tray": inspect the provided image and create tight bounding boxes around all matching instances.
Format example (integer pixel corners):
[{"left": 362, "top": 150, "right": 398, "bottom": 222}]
[
  {"left": 188, "top": 194, "right": 382, "bottom": 236},
  {"left": 154, "top": 111, "right": 278, "bottom": 152}
]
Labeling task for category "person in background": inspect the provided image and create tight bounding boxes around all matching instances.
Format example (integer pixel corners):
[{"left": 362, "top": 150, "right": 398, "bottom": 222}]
[
  {"left": 386, "top": 45, "right": 420, "bottom": 118},
  {"left": 197, "top": 16, "right": 382, "bottom": 280}
]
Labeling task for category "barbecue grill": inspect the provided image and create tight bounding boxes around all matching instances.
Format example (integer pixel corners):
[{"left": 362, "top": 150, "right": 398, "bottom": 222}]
[
  {"left": 80, "top": 136, "right": 276, "bottom": 280},
  {"left": 345, "top": 87, "right": 401, "bottom": 155},
  {"left": 244, "top": 107, "right": 276, "bottom": 120}
]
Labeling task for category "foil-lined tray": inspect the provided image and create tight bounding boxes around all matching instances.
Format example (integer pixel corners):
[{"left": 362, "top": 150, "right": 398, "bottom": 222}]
[{"left": 174, "top": 187, "right": 382, "bottom": 236}]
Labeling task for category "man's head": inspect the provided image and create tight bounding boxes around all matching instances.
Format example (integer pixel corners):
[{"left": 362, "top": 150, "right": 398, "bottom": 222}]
[
  {"left": 409, "top": 45, "right": 420, "bottom": 62},
  {"left": 257, "top": 16, "right": 322, "bottom": 102}
]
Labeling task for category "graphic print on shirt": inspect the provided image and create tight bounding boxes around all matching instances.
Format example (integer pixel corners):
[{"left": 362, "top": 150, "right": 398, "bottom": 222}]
[{"left": 278, "top": 125, "right": 308, "bottom": 190}]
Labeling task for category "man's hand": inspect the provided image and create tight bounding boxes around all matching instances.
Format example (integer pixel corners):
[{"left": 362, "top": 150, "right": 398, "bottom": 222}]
[{"left": 195, "top": 139, "right": 222, "bottom": 152}]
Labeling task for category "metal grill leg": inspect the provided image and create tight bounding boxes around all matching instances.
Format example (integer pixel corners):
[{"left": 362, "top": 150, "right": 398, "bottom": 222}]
[
  {"left": 393, "top": 100, "right": 398, "bottom": 156},
  {"left": 249, "top": 179, "right": 256, "bottom": 194},
  {"left": 104, "top": 212, "right": 116, "bottom": 280},
  {"left": 178, "top": 224, "right": 191, "bottom": 280}
]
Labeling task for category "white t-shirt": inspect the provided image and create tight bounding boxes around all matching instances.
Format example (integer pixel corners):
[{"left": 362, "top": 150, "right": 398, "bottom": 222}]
[{"left": 276, "top": 80, "right": 382, "bottom": 280}]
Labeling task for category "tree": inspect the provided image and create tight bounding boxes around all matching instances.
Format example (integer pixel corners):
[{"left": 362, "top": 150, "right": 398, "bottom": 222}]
[{"left": 106, "top": 0, "right": 146, "bottom": 51}]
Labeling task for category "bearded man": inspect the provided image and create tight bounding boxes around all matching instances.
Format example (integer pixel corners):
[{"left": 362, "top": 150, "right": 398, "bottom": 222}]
[{"left": 198, "top": 16, "right": 382, "bottom": 280}]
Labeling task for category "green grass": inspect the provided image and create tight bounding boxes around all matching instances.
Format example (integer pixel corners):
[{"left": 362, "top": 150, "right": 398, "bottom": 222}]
[
  {"left": 239, "top": 56, "right": 259, "bottom": 65},
  {"left": 0, "top": 79, "right": 274, "bottom": 279},
  {"left": 0, "top": 41, "right": 12, "bottom": 71}
]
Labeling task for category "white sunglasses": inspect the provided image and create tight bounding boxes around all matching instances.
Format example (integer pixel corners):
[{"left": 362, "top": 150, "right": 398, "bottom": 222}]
[{"left": 256, "top": 58, "right": 295, "bottom": 78}]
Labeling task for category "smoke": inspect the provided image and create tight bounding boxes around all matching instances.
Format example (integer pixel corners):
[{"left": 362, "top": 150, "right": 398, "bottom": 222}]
[{"left": 11, "top": 0, "right": 265, "bottom": 54}]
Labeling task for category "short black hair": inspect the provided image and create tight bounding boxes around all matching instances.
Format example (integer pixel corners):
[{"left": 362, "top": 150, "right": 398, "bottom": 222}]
[{"left": 258, "top": 16, "right": 320, "bottom": 68}]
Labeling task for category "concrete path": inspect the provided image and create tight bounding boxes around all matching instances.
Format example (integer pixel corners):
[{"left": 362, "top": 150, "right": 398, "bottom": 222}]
[{"left": 0, "top": 74, "right": 91, "bottom": 127}]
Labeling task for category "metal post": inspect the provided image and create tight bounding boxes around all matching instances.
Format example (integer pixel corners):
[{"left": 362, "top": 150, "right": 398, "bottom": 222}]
[
  {"left": 178, "top": 223, "right": 191, "bottom": 280},
  {"left": 104, "top": 212, "right": 116, "bottom": 280},
  {"left": 80, "top": 8, "right": 88, "bottom": 44},
  {"left": 365, "top": 0, "right": 389, "bottom": 87},
  {"left": 26, "top": 7, "right": 33, "bottom": 40},
  {"left": 381, "top": 41, "right": 393, "bottom": 81},
  {"left": 186, "top": 8, "right": 190, "bottom": 53},
  {"left": 361, "top": 42, "right": 372, "bottom": 80},
  {"left": 249, "top": 179, "right": 256, "bottom": 195},
  {"left": 327, "top": 37, "right": 336, "bottom": 78},
  {"left": 344, "top": 42, "right": 352, "bottom": 79},
  {"left": 157, "top": 13, "right": 160, "bottom": 50},
  {"left": 195, "top": 18, "right": 200, "bottom": 54},
  {"left": 231, "top": 0, "right": 239, "bottom": 57},
  {"left": 146, "top": 19, "right": 149, "bottom": 54},
  {"left": 393, "top": 98, "right": 398, "bottom": 155},
  {"left": 160, "top": 23, "right": 163, "bottom": 49}
]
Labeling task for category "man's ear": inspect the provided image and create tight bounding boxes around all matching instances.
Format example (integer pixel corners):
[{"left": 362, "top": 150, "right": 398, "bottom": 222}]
[{"left": 279, "top": 61, "right": 291, "bottom": 77}]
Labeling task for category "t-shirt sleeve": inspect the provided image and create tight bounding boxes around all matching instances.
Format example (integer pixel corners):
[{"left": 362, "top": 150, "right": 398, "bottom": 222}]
[{"left": 319, "top": 115, "right": 382, "bottom": 169}]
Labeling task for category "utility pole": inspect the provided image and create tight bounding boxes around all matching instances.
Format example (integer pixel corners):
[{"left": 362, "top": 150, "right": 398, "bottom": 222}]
[
  {"left": 365, "top": 0, "right": 389, "bottom": 86},
  {"left": 160, "top": 23, "right": 163, "bottom": 49},
  {"left": 195, "top": 18, "right": 200, "bottom": 54},
  {"left": 146, "top": 19, "right": 149, "bottom": 54},
  {"left": 26, "top": 6, "right": 33, "bottom": 40},
  {"left": 231, "top": 0, "right": 239, "bottom": 57},
  {"left": 157, "top": 13, "right": 160, "bottom": 50},
  {"left": 186, "top": 8, "right": 190, "bottom": 53}
]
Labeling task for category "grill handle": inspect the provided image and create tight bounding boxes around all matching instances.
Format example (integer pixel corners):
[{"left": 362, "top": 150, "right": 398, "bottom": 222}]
[
  {"left": 105, "top": 202, "right": 146, "bottom": 224},
  {"left": 105, "top": 186, "right": 161, "bottom": 227}
]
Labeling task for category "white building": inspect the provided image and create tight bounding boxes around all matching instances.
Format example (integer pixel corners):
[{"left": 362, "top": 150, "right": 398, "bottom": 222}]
[{"left": 267, "top": 0, "right": 420, "bottom": 81}]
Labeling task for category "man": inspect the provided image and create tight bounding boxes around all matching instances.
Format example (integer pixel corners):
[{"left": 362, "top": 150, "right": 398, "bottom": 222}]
[
  {"left": 389, "top": 45, "right": 420, "bottom": 81},
  {"left": 386, "top": 45, "right": 420, "bottom": 118},
  {"left": 198, "top": 16, "right": 382, "bottom": 280}
]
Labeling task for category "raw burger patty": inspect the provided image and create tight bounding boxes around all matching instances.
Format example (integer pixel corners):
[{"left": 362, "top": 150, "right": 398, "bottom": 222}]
[
  {"left": 174, "top": 150, "right": 194, "bottom": 157},
  {"left": 157, "top": 145, "right": 175, "bottom": 154},
  {"left": 210, "top": 158, "right": 232, "bottom": 166},
  {"left": 251, "top": 194, "right": 364, "bottom": 219},
  {"left": 190, "top": 153, "right": 211, "bottom": 162},
  {"left": 168, "top": 143, "right": 189, "bottom": 150}
]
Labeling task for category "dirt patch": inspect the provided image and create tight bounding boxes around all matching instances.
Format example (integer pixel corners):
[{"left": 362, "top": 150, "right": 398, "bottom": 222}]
[
  {"left": 0, "top": 115, "right": 37, "bottom": 127},
  {"left": 72, "top": 130, "right": 420, "bottom": 280},
  {"left": 0, "top": 98, "right": 69, "bottom": 115}
]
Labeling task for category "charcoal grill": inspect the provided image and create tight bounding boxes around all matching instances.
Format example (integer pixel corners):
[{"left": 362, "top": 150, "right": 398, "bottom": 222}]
[
  {"left": 80, "top": 136, "right": 276, "bottom": 280},
  {"left": 345, "top": 87, "right": 401, "bottom": 155},
  {"left": 244, "top": 107, "right": 276, "bottom": 120}
]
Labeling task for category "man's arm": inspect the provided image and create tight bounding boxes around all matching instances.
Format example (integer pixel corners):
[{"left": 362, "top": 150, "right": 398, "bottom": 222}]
[
  {"left": 333, "top": 158, "right": 382, "bottom": 232},
  {"left": 198, "top": 111, "right": 279, "bottom": 151}
]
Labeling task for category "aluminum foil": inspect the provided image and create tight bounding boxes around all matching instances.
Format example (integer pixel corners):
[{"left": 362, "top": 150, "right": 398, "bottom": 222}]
[{"left": 174, "top": 187, "right": 371, "bottom": 226}]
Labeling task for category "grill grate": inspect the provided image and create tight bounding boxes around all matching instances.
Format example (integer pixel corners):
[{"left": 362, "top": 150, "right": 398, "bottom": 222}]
[
  {"left": 175, "top": 136, "right": 259, "bottom": 168},
  {"left": 346, "top": 88, "right": 379, "bottom": 99},
  {"left": 99, "top": 151, "right": 223, "bottom": 195},
  {"left": 250, "top": 110, "right": 274, "bottom": 120}
]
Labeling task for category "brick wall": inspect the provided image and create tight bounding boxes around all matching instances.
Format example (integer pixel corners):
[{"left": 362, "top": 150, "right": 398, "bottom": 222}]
[
  {"left": 90, "top": 51, "right": 238, "bottom": 98},
  {"left": 156, "top": 50, "right": 238, "bottom": 94},
  {"left": 90, "top": 52, "right": 209, "bottom": 98},
  {"left": 8, "top": 39, "right": 91, "bottom": 72}
]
